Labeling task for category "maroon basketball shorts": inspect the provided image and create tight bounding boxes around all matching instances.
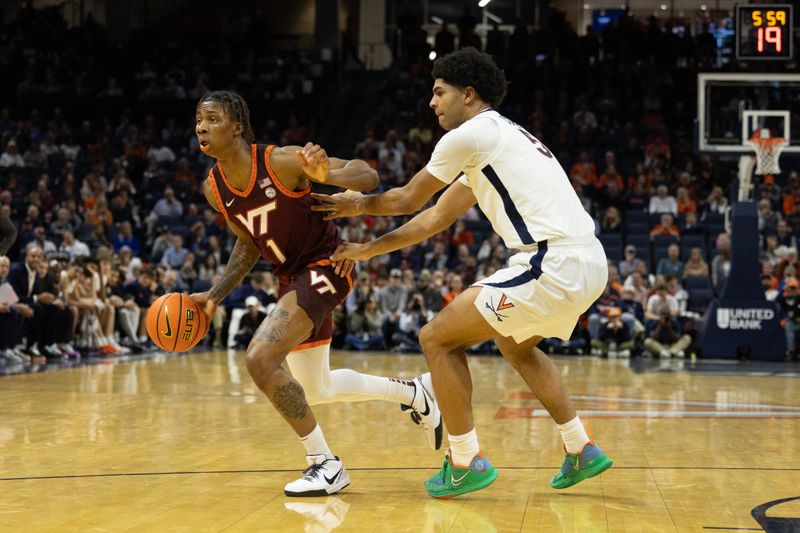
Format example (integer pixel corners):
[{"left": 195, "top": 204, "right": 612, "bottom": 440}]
[{"left": 278, "top": 260, "right": 353, "bottom": 351}]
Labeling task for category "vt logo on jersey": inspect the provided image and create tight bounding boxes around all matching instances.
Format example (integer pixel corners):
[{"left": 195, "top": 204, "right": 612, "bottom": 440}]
[
  {"left": 234, "top": 201, "right": 277, "bottom": 237},
  {"left": 486, "top": 294, "right": 514, "bottom": 322}
]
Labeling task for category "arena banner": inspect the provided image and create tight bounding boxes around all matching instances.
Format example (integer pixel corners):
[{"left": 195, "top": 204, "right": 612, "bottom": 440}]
[{"left": 697, "top": 202, "right": 786, "bottom": 360}]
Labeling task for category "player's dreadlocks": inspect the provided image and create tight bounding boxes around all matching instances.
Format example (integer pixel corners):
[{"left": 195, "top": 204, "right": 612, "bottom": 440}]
[
  {"left": 197, "top": 90, "right": 255, "bottom": 143},
  {"left": 432, "top": 47, "right": 508, "bottom": 108}
]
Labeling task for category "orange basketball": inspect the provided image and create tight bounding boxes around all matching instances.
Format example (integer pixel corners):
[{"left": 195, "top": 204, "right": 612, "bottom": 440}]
[{"left": 146, "top": 293, "right": 208, "bottom": 352}]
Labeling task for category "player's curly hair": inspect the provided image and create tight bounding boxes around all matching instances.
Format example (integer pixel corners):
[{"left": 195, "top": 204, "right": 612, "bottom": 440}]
[
  {"left": 196, "top": 90, "right": 255, "bottom": 143},
  {"left": 432, "top": 47, "right": 508, "bottom": 108}
]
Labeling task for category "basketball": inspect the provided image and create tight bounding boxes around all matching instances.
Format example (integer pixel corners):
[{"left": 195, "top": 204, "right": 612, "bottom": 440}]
[{"left": 146, "top": 293, "right": 208, "bottom": 352}]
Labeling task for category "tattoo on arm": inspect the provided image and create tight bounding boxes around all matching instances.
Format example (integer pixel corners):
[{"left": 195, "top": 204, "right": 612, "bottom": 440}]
[
  {"left": 272, "top": 381, "right": 308, "bottom": 419},
  {"left": 209, "top": 237, "right": 260, "bottom": 303},
  {"left": 253, "top": 308, "right": 290, "bottom": 342}
]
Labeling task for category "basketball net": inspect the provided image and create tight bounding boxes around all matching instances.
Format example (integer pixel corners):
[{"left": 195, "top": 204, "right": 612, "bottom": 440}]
[{"left": 746, "top": 129, "right": 788, "bottom": 176}]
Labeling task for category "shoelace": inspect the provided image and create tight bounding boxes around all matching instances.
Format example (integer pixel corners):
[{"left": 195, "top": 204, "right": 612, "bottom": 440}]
[
  {"left": 402, "top": 383, "right": 428, "bottom": 428},
  {"left": 561, "top": 454, "right": 579, "bottom": 475},
  {"left": 302, "top": 463, "right": 325, "bottom": 481},
  {"left": 434, "top": 458, "right": 450, "bottom": 482},
  {"left": 409, "top": 408, "right": 424, "bottom": 426}
]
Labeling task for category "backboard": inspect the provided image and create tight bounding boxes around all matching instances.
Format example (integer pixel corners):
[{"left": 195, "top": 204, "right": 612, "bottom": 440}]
[{"left": 696, "top": 73, "right": 800, "bottom": 155}]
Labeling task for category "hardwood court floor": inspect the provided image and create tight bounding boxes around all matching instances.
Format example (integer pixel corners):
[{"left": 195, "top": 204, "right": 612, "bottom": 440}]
[{"left": 0, "top": 350, "right": 798, "bottom": 532}]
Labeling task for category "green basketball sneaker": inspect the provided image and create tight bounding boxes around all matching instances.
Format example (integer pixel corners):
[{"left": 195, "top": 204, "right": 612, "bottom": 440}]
[
  {"left": 424, "top": 450, "right": 499, "bottom": 499},
  {"left": 550, "top": 440, "right": 613, "bottom": 490}
]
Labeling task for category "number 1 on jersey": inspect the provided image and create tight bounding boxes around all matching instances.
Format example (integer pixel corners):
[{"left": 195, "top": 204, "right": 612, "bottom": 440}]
[{"left": 266, "top": 239, "right": 286, "bottom": 263}]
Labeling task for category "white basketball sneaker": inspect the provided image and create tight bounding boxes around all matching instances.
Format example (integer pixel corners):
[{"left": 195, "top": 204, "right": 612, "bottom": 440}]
[
  {"left": 402, "top": 373, "right": 443, "bottom": 450},
  {"left": 284, "top": 454, "right": 350, "bottom": 497}
]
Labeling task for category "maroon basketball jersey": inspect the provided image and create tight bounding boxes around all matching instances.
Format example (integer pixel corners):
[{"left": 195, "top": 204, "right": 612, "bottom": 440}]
[{"left": 207, "top": 144, "right": 341, "bottom": 278}]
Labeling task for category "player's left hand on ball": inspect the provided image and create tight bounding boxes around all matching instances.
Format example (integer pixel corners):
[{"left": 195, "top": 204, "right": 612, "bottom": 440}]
[
  {"left": 190, "top": 290, "right": 217, "bottom": 324},
  {"left": 331, "top": 242, "right": 372, "bottom": 263},
  {"left": 296, "top": 142, "right": 330, "bottom": 182}
]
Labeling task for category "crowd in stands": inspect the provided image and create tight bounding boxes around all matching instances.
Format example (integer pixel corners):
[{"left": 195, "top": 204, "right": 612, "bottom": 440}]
[
  {"left": 0, "top": 6, "right": 331, "bottom": 363},
  {"left": 1, "top": 5, "right": 799, "bottom": 366}
]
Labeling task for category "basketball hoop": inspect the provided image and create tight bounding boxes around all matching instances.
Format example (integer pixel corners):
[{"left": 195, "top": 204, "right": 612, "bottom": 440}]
[{"left": 747, "top": 129, "right": 789, "bottom": 175}]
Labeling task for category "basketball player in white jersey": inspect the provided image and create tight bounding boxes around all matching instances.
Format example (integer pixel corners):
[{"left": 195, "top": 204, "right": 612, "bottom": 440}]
[{"left": 313, "top": 48, "right": 613, "bottom": 498}]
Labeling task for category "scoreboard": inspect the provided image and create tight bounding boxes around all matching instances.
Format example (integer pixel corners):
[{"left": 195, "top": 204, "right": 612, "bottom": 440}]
[{"left": 736, "top": 4, "right": 793, "bottom": 60}]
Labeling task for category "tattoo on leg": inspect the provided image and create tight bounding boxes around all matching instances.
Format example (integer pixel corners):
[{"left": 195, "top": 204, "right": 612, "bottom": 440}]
[
  {"left": 254, "top": 308, "right": 290, "bottom": 342},
  {"left": 273, "top": 381, "right": 308, "bottom": 419}
]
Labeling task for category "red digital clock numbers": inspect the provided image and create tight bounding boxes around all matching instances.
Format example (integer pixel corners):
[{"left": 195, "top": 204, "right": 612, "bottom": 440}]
[
  {"left": 736, "top": 4, "right": 793, "bottom": 61},
  {"left": 758, "top": 28, "right": 780, "bottom": 52}
]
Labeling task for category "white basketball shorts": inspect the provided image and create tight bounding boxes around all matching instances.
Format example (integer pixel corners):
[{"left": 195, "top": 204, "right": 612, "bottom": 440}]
[{"left": 473, "top": 236, "right": 608, "bottom": 343}]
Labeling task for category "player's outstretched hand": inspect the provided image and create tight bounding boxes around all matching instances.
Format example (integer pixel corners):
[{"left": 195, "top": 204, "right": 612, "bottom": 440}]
[
  {"left": 296, "top": 142, "right": 330, "bottom": 182},
  {"left": 190, "top": 290, "right": 217, "bottom": 329},
  {"left": 332, "top": 258, "right": 356, "bottom": 278},
  {"left": 331, "top": 242, "right": 373, "bottom": 263},
  {"left": 310, "top": 190, "right": 364, "bottom": 220}
]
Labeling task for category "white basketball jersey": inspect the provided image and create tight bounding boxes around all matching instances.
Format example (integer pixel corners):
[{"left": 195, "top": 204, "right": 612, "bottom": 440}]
[{"left": 426, "top": 109, "right": 595, "bottom": 248}]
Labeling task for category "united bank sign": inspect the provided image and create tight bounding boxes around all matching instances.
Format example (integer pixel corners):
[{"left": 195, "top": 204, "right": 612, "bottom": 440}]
[
  {"left": 716, "top": 308, "right": 776, "bottom": 330},
  {"left": 699, "top": 300, "right": 785, "bottom": 360}
]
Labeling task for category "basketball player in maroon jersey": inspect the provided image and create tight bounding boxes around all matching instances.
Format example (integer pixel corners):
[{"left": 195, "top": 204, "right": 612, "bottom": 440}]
[{"left": 190, "top": 91, "right": 441, "bottom": 497}]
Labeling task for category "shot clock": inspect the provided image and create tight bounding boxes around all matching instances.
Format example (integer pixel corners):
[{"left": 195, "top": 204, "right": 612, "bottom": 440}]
[{"left": 736, "top": 4, "right": 793, "bottom": 61}]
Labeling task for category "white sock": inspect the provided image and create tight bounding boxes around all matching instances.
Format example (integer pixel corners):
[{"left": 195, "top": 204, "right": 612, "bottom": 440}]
[
  {"left": 286, "top": 346, "right": 416, "bottom": 405},
  {"left": 388, "top": 377, "right": 416, "bottom": 406},
  {"left": 299, "top": 424, "right": 334, "bottom": 459},
  {"left": 327, "top": 370, "right": 415, "bottom": 404},
  {"left": 557, "top": 416, "right": 590, "bottom": 454},
  {"left": 448, "top": 428, "right": 480, "bottom": 466}
]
